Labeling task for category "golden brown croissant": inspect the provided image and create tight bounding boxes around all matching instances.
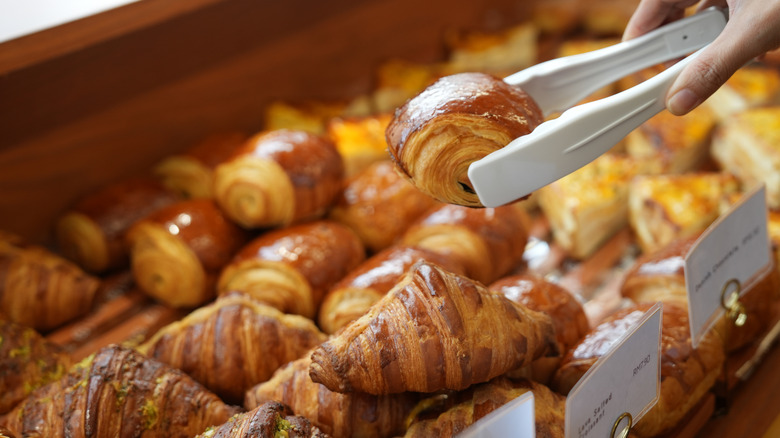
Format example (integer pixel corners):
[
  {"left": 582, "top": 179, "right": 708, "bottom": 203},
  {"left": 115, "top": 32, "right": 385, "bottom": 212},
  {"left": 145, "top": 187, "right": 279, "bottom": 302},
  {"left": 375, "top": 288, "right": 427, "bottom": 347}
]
[
  {"left": 0, "top": 231, "right": 100, "bottom": 331},
  {"left": 328, "top": 160, "right": 439, "bottom": 253},
  {"left": 55, "top": 176, "right": 180, "bottom": 273},
  {"left": 218, "top": 220, "right": 365, "bottom": 318},
  {"left": 552, "top": 303, "right": 724, "bottom": 438},
  {"left": 0, "top": 320, "right": 70, "bottom": 414},
  {"left": 245, "top": 354, "right": 418, "bottom": 438},
  {"left": 213, "top": 129, "right": 344, "bottom": 228},
  {"left": 621, "top": 235, "right": 780, "bottom": 352},
  {"left": 154, "top": 132, "right": 248, "bottom": 199},
  {"left": 403, "top": 377, "right": 565, "bottom": 438},
  {"left": 139, "top": 293, "right": 326, "bottom": 404},
  {"left": 0, "top": 345, "right": 238, "bottom": 438},
  {"left": 385, "top": 72, "right": 543, "bottom": 206},
  {"left": 309, "top": 261, "right": 558, "bottom": 395},
  {"left": 400, "top": 203, "right": 529, "bottom": 284},
  {"left": 318, "top": 245, "right": 466, "bottom": 335},
  {"left": 126, "top": 199, "right": 251, "bottom": 308},
  {"left": 195, "top": 401, "right": 330, "bottom": 438},
  {"left": 489, "top": 274, "right": 590, "bottom": 384}
]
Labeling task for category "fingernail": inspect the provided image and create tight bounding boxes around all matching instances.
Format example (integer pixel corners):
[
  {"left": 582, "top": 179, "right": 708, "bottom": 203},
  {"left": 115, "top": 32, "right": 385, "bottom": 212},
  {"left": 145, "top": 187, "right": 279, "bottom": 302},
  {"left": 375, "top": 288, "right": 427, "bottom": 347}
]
[{"left": 667, "top": 89, "right": 701, "bottom": 115}]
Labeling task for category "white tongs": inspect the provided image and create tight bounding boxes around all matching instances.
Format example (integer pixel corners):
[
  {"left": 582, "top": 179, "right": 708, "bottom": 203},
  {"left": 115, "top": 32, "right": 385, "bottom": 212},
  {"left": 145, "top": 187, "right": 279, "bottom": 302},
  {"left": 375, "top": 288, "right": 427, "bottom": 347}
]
[{"left": 468, "top": 7, "right": 728, "bottom": 207}]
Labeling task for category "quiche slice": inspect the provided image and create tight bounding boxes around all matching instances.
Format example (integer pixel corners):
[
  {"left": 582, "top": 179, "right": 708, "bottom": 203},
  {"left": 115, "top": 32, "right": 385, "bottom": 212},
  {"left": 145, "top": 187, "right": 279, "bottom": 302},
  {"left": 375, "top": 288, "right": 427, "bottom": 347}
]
[
  {"left": 538, "top": 153, "right": 653, "bottom": 259},
  {"left": 704, "top": 64, "right": 780, "bottom": 121},
  {"left": 625, "top": 104, "right": 716, "bottom": 173},
  {"left": 711, "top": 107, "right": 780, "bottom": 208},
  {"left": 628, "top": 172, "right": 741, "bottom": 254}
]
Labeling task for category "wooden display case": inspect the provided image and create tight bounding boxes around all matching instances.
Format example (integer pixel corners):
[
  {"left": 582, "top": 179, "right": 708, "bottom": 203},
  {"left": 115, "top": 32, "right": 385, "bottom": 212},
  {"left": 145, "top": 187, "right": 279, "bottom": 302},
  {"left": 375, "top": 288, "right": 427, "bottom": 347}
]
[{"left": 1, "top": 1, "right": 779, "bottom": 437}]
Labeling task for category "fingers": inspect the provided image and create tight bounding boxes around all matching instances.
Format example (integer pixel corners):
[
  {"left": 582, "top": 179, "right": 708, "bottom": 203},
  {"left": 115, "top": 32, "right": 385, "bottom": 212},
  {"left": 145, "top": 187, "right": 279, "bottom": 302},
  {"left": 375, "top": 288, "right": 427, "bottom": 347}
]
[
  {"left": 623, "top": 0, "right": 700, "bottom": 40},
  {"left": 666, "top": 3, "right": 780, "bottom": 114}
]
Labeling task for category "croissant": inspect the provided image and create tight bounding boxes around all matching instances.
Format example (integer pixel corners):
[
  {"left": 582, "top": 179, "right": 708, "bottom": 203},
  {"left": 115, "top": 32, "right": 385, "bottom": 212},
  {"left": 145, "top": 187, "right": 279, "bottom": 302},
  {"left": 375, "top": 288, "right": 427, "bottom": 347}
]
[
  {"left": 489, "top": 274, "right": 590, "bottom": 384},
  {"left": 621, "top": 235, "right": 780, "bottom": 352},
  {"left": 309, "top": 261, "right": 558, "bottom": 395},
  {"left": 126, "top": 199, "right": 250, "bottom": 308},
  {"left": 552, "top": 303, "right": 724, "bottom": 438},
  {"left": 0, "top": 345, "right": 238, "bottom": 438},
  {"left": 318, "top": 245, "right": 465, "bottom": 335},
  {"left": 195, "top": 401, "right": 330, "bottom": 438},
  {"left": 0, "top": 231, "right": 100, "bottom": 331},
  {"left": 0, "top": 320, "right": 70, "bottom": 414},
  {"left": 245, "top": 354, "right": 418, "bottom": 438},
  {"left": 218, "top": 220, "right": 365, "bottom": 318},
  {"left": 328, "top": 160, "right": 439, "bottom": 253},
  {"left": 55, "top": 176, "right": 180, "bottom": 273},
  {"left": 213, "top": 129, "right": 344, "bottom": 228},
  {"left": 139, "top": 293, "right": 326, "bottom": 404},
  {"left": 154, "top": 132, "right": 248, "bottom": 199},
  {"left": 400, "top": 203, "right": 529, "bottom": 284},
  {"left": 403, "top": 377, "right": 565, "bottom": 438},
  {"left": 385, "top": 72, "right": 543, "bottom": 206}
]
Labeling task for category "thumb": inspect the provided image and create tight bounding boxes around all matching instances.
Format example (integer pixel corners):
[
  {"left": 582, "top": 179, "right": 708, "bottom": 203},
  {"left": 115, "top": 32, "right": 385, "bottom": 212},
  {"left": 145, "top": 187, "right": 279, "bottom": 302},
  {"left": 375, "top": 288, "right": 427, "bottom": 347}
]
[{"left": 666, "top": 11, "right": 770, "bottom": 115}]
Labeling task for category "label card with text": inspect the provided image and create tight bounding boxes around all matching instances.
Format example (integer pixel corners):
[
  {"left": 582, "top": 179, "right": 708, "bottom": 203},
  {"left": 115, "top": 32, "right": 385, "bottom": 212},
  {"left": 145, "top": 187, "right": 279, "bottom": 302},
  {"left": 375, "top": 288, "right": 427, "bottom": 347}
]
[
  {"left": 685, "top": 185, "right": 772, "bottom": 348},
  {"left": 565, "top": 303, "right": 662, "bottom": 438},
  {"left": 459, "top": 391, "right": 535, "bottom": 438}
]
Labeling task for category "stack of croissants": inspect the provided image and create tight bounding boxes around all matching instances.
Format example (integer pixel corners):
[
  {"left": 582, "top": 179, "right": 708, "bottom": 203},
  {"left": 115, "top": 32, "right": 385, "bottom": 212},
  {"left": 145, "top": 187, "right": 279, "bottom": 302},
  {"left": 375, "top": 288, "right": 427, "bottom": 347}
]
[{"left": 3, "top": 6, "right": 780, "bottom": 438}]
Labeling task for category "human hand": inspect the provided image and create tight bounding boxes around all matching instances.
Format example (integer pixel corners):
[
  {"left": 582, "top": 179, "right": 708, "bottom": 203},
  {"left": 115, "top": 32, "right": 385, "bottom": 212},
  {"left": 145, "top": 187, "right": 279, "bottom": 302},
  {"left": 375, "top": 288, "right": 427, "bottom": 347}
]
[{"left": 623, "top": 0, "right": 780, "bottom": 115}]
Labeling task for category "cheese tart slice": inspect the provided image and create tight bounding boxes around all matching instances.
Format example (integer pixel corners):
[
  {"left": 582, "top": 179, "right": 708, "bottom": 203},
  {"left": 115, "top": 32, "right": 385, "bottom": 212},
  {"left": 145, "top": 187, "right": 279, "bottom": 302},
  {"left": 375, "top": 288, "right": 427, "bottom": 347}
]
[
  {"left": 628, "top": 172, "right": 741, "bottom": 254},
  {"left": 711, "top": 107, "right": 780, "bottom": 208}
]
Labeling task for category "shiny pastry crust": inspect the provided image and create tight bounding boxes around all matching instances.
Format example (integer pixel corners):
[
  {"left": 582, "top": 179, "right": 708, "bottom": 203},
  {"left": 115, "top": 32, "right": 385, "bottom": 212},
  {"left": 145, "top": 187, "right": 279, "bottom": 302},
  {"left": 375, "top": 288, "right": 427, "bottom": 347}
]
[
  {"left": 0, "top": 232, "right": 100, "bottom": 331},
  {"left": 154, "top": 132, "right": 247, "bottom": 199},
  {"left": 552, "top": 303, "right": 725, "bottom": 438},
  {"left": 126, "top": 199, "right": 249, "bottom": 308},
  {"left": 489, "top": 274, "right": 590, "bottom": 383},
  {"left": 309, "top": 261, "right": 558, "bottom": 395},
  {"left": 1, "top": 345, "right": 238, "bottom": 438},
  {"left": 621, "top": 235, "right": 780, "bottom": 352},
  {"left": 218, "top": 220, "right": 365, "bottom": 318},
  {"left": 318, "top": 245, "right": 466, "bottom": 334},
  {"left": 213, "top": 130, "right": 344, "bottom": 228},
  {"left": 625, "top": 104, "right": 716, "bottom": 174},
  {"left": 329, "top": 160, "right": 439, "bottom": 253},
  {"left": 139, "top": 294, "right": 326, "bottom": 404},
  {"left": 628, "top": 172, "right": 741, "bottom": 254},
  {"left": 195, "top": 401, "right": 330, "bottom": 438},
  {"left": 245, "top": 354, "right": 418, "bottom": 438},
  {"left": 403, "top": 377, "right": 565, "bottom": 438},
  {"left": 386, "top": 72, "right": 543, "bottom": 206},
  {"left": 401, "top": 203, "right": 529, "bottom": 284},
  {"left": 538, "top": 153, "right": 647, "bottom": 259},
  {"left": 711, "top": 107, "right": 780, "bottom": 209},
  {"left": 0, "top": 320, "right": 70, "bottom": 415},
  {"left": 55, "top": 177, "right": 179, "bottom": 273}
]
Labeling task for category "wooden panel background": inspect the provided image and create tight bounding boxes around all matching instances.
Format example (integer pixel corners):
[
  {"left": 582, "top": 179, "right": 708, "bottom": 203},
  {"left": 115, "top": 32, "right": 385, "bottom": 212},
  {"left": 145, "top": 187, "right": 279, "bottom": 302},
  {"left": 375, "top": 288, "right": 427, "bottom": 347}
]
[{"left": 0, "top": 0, "right": 531, "bottom": 242}]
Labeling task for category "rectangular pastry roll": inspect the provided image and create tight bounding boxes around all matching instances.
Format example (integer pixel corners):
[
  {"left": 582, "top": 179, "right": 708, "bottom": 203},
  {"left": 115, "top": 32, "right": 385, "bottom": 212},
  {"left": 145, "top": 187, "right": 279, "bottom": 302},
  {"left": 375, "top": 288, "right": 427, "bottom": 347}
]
[
  {"left": 711, "top": 107, "right": 780, "bottom": 208},
  {"left": 628, "top": 172, "right": 741, "bottom": 254},
  {"left": 625, "top": 104, "right": 716, "bottom": 174},
  {"left": 538, "top": 153, "right": 652, "bottom": 259},
  {"left": 703, "top": 64, "right": 780, "bottom": 122}
]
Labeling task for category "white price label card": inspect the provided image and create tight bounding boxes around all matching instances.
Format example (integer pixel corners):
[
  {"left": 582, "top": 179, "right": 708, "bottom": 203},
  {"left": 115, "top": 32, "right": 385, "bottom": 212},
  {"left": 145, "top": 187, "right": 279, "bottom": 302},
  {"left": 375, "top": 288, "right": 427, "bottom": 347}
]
[
  {"left": 565, "top": 303, "right": 662, "bottom": 438},
  {"left": 458, "top": 391, "right": 535, "bottom": 437},
  {"left": 685, "top": 185, "right": 772, "bottom": 348}
]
